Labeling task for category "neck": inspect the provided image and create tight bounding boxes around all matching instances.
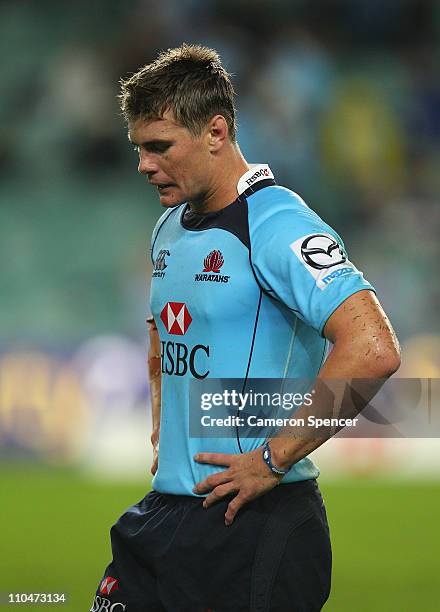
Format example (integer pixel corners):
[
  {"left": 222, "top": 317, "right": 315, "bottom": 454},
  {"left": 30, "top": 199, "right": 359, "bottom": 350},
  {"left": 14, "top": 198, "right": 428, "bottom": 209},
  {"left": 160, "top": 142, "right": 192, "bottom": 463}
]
[{"left": 188, "top": 145, "right": 249, "bottom": 214}]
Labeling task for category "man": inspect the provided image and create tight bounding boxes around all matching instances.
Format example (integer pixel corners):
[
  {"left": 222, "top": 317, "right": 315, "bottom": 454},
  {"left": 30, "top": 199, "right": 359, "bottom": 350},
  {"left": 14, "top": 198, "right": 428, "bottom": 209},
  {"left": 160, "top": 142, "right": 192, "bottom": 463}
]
[{"left": 91, "top": 44, "right": 400, "bottom": 612}]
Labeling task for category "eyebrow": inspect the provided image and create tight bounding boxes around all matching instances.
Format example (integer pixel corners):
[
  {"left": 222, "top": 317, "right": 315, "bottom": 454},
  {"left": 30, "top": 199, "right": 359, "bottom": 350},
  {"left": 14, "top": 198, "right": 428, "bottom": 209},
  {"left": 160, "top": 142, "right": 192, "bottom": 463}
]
[{"left": 128, "top": 135, "right": 173, "bottom": 147}]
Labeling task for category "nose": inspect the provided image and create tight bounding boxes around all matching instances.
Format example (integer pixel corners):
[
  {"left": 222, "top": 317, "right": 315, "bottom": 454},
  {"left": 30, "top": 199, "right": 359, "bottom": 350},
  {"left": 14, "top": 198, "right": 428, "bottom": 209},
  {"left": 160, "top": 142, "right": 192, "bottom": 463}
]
[{"left": 138, "top": 150, "right": 158, "bottom": 176}]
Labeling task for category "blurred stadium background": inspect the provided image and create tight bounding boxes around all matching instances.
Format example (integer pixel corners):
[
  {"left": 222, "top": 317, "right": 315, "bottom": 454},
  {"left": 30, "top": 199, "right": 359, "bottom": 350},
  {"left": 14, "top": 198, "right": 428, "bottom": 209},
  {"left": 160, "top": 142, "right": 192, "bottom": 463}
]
[{"left": 1, "top": 0, "right": 439, "bottom": 610}]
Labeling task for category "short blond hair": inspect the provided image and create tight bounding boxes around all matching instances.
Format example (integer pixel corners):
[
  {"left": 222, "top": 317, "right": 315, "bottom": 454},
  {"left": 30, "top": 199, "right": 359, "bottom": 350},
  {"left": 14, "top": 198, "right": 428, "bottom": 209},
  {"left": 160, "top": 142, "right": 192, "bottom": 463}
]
[{"left": 119, "top": 43, "right": 237, "bottom": 141}]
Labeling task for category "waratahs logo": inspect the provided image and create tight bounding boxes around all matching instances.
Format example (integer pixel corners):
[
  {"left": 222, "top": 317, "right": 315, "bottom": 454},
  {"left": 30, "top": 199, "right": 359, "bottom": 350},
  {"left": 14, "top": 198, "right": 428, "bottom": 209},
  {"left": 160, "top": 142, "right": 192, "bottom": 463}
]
[
  {"left": 195, "top": 250, "right": 230, "bottom": 283},
  {"left": 203, "top": 250, "right": 224, "bottom": 273}
]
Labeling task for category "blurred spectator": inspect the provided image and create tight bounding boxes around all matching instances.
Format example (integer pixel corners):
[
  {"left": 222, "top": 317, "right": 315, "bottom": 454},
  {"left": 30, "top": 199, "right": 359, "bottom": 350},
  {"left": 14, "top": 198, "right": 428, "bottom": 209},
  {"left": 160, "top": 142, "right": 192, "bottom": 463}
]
[{"left": 0, "top": 0, "right": 439, "bottom": 346}]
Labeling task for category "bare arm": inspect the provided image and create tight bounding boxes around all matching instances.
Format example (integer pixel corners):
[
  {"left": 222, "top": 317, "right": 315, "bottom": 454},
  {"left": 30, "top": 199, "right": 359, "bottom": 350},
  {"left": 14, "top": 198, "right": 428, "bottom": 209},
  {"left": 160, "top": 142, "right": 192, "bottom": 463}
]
[
  {"left": 270, "top": 289, "right": 401, "bottom": 469},
  {"left": 147, "top": 316, "right": 161, "bottom": 475},
  {"left": 194, "top": 289, "right": 401, "bottom": 524}
]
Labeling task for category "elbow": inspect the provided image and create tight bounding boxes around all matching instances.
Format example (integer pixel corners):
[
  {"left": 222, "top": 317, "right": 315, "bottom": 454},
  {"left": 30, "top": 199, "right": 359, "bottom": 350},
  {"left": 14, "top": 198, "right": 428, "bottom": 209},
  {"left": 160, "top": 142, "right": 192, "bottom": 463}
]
[
  {"left": 382, "top": 349, "right": 401, "bottom": 378},
  {"left": 382, "top": 329, "right": 402, "bottom": 377},
  {"left": 367, "top": 339, "right": 401, "bottom": 379}
]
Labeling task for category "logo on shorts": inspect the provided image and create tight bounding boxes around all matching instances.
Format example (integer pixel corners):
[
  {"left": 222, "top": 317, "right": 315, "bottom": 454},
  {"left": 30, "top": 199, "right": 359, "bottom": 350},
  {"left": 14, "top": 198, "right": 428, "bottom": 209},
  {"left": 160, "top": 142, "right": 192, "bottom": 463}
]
[
  {"left": 153, "top": 249, "right": 170, "bottom": 278},
  {"left": 100, "top": 576, "right": 119, "bottom": 595},
  {"left": 195, "top": 250, "right": 230, "bottom": 283},
  {"left": 160, "top": 302, "right": 193, "bottom": 335},
  {"left": 91, "top": 595, "right": 126, "bottom": 611}
]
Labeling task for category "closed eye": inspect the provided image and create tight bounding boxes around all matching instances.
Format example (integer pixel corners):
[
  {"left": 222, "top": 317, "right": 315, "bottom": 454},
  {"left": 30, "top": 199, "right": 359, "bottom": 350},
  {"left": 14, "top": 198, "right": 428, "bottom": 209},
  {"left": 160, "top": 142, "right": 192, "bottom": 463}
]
[
  {"left": 146, "top": 142, "right": 172, "bottom": 154},
  {"left": 132, "top": 141, "right": 173, "bottom": 155}
]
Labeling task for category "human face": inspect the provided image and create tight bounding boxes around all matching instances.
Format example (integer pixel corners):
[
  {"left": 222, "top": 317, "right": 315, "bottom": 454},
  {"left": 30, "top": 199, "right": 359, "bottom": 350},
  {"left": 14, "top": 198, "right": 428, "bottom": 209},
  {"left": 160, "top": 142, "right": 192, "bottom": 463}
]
[{"left": 128, "top": 111, "right": 211, "bottom": 208}]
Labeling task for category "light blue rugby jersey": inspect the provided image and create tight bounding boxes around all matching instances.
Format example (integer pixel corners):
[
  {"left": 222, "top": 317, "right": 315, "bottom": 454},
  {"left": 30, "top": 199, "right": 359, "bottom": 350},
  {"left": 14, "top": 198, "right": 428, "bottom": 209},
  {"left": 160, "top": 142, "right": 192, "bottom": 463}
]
[{"left": 150, "top": 164, "right": 374, "bottom": 496}]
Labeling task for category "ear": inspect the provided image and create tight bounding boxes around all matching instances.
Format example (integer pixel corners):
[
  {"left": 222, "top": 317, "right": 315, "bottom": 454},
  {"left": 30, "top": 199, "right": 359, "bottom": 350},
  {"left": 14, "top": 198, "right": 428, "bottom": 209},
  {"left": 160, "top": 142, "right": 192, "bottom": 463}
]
[{"left": 206, "top": 115, "right": 229, "bottom": 152}]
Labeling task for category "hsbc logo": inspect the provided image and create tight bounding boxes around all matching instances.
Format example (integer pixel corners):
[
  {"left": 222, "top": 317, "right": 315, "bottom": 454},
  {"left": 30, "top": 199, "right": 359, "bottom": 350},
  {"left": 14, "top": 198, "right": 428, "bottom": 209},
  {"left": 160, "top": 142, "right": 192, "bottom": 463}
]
[
  {"left": 100, "top": 577, "right": 119, "bottom": 596},
  {"left": 90, "top": 594, "right": 126, "bottom": 611},
  {"left": 160, "top": 341, "right": 209, "bottom": 379},
  {"left": 237, "top": 164, "right": 274, "bottom": 194},
  {"left": 159, "top": 302, "right": 209, "bottom": 378},
  {"left": 160, "top": 302, "right": 192, "bottom": 335},
  {"left": 246, "top": 167, "right": 270, "bottom": 186}
]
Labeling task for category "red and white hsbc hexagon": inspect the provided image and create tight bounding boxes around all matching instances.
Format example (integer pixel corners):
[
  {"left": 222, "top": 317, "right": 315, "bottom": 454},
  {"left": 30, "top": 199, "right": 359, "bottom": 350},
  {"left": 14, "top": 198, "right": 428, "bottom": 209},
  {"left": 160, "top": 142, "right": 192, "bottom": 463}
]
[
  {"left": 159, "top": 302, "right": 209, "bottom": 378},
  {"left": 100, "top": 577, "right": 119, "bottom": 596},
  {"left": 160, "top": 302, "right": 192, "bottom": 335}
]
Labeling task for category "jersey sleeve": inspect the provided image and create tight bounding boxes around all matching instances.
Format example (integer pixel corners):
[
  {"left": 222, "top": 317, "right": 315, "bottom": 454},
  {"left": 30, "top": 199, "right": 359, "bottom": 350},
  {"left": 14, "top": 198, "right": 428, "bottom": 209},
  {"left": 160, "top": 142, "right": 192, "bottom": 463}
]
[{"left": 249, "top": 190, "right": 375, "bottom": 335}]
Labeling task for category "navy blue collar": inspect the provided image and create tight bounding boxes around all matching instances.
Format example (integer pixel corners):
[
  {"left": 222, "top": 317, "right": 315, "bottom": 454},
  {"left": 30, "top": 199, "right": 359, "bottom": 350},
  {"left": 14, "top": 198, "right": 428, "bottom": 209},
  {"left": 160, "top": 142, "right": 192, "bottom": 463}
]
[{"left": 182, "top": 178, "right": 276, "bottom": 230}]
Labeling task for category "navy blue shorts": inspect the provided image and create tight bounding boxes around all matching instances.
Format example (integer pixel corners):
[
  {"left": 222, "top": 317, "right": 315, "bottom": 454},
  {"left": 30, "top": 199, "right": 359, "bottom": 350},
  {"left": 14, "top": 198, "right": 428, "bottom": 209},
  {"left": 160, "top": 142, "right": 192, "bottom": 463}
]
[{"left": 91, "top": 479, "right": 331, "bottom": 612}]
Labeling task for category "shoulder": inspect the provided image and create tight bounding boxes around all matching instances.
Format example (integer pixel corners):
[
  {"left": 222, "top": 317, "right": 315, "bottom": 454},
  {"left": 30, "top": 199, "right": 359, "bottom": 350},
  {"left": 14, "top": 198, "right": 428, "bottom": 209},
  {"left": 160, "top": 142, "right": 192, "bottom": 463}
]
[
  {"left": 151, "top": 204, "right": 184, "bottom": 243},
  {"left": 247, "top": 185, "right": 341, "bottom": 246},
  {"left": 150, "top": 204, "right": 185, "bottom": 264}
]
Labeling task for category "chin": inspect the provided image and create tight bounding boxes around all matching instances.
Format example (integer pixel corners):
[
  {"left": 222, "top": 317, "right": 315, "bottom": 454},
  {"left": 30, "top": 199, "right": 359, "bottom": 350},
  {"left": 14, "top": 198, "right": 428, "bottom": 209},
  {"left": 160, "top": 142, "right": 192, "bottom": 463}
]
[
  {"left": 159, "top": 192, "right": 186, "bottom": 208},
  {"left": 162, "top": 201, "right": 184, "bottom": 209}
]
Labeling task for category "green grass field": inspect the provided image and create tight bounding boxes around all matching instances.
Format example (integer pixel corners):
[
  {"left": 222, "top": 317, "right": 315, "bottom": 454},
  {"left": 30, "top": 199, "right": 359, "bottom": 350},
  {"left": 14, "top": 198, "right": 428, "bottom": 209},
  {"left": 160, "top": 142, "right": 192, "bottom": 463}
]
[{"left": 1, "top": 466, "right": 439, "bottom": 611}]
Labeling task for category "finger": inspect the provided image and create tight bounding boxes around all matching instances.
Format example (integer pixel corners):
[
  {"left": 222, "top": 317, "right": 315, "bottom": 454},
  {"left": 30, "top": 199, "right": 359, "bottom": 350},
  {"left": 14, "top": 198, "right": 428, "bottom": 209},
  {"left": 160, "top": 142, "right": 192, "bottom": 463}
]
[
  {"left": 194, "top": 452, "right": 234, "bottom": 467},
  {"left": 203, "top": 483, "right": 237, "bottom": 509},
  {"left": 193, "top": 470, "right": 232, "bottom": 494},
  {"left": 225, "top": 492, "right": 250, "bottom": 526}
]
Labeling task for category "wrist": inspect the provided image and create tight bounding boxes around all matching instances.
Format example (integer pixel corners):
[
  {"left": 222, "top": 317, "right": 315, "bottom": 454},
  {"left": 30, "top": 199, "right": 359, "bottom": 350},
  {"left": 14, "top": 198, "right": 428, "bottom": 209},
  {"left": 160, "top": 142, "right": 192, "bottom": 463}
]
[
  {"left": 267, "top": 440, "right": 292, "bottom": 471},
  {"left": 262, "top": 441, "right": 291, "bottom": 476}
]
